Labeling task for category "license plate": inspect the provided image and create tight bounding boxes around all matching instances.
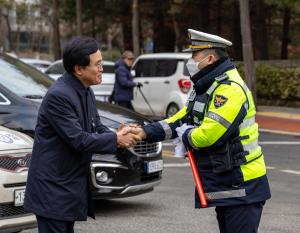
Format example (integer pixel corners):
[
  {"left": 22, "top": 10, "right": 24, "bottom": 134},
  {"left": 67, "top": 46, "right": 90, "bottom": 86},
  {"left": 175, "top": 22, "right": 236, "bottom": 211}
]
[
  {"left": 146, "top": 160, "right": 163, "bottom": 174},
  {"left": 14, "top": 189, "right": 25, "bottom": 207}
]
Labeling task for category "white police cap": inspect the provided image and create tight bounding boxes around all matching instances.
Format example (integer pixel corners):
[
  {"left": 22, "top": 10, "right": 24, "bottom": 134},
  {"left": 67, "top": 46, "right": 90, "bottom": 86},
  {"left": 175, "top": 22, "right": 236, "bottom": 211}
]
[{"left": 184, "top": 29, "right": 232, "bottom": 52}]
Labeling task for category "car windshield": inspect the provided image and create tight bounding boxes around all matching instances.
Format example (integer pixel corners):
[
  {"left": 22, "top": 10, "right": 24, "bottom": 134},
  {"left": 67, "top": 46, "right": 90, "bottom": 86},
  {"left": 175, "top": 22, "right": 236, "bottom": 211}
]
[{"left": 0, "top": 55, "right": 53, "bottom": 98}]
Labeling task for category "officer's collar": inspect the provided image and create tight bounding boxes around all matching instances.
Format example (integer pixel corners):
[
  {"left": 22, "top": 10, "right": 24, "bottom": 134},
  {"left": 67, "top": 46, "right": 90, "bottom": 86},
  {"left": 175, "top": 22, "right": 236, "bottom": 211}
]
[
  {"left": 191, "top": 57, "right": 234, "bottom": 95},
  {"left": 62, "top": 72, "right": 90, "bottom": 95}
]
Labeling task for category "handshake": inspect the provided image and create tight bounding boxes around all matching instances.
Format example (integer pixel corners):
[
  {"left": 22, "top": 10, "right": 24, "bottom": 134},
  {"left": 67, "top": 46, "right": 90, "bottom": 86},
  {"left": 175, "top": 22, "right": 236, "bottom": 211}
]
[{"left": 116, "top": 123, "right": 146, "bottom": 148}]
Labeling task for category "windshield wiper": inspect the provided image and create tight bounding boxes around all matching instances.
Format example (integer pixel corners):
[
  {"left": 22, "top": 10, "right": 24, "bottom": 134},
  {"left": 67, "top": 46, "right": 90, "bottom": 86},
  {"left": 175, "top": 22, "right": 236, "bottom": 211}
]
[{"left": 23, "top": 94, "right": 44, "bottom": 99}]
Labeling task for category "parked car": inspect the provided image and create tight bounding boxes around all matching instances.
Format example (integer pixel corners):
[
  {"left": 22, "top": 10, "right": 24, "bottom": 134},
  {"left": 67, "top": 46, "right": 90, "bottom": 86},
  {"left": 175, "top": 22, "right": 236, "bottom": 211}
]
[
  {"left": 0, "top": 126, "right": 36, "bottom": 233},
  {"left": 20, "top": 58, "right": 52, "bottom": 72},
  {"left": 45, "top": 59, "right": 115, "bottom": 101},
  {"left": 0, "top": 53, "right": 162, "bottom": 199},
  {"left": 131, "top": 53, "right": 193, "bottom": 117}
]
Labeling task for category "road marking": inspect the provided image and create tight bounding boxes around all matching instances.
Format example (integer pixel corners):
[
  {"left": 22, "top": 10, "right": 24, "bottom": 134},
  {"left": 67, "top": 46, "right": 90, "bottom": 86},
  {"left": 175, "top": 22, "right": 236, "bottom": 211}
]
[
  {"left": 164, "top": 164, "right": 300, "bottom": 176},
  {"left": 164, "top": 164, "right": 279, "bottom": 169},
  {"left": 260, "top": 141, "right": 300, "bottom": 145},
  {"left": 162, "top": 150, "right": 174, "bottom": 157},
  {"left": 280, "top": 169, "right": 300, "bottom": 175},
  {"left": 163, "top": 141, "right": 300, "bottom": 147},
  {"left": 164, "top": 163, "right": 189, "bottom": 168},
  {"left": 163, "top": 142, "right": 175, "bottom": 147}
]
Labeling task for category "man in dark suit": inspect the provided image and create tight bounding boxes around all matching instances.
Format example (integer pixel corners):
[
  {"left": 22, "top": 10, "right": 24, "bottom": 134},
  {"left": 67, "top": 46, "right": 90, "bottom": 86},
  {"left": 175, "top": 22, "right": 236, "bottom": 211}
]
[{"left": 24, "top": 37, "right": 140, "bottom": 233}]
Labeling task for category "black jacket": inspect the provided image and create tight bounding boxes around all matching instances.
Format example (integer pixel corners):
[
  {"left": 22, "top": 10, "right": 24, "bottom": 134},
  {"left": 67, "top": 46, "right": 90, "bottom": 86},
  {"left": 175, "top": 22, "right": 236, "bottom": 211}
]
[{"left": 24, "top": 72, "right": 117, "bottom": 221}]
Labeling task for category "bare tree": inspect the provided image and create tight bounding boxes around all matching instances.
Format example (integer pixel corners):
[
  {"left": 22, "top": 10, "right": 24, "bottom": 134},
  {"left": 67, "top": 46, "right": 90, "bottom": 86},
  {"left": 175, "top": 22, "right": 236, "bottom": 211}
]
[
  {"left": 239, "top": 0, "right": 256, "bottom": 103},
  {"left": 0, "top": 8, "right": 8, "bottom": 52},
  {"left": 51, "top": 0, "right": 61, "bottom": 60},
  {"left": 107, "top": 21, "right": 124, "bottom": 57},
  {"left": 76, "top": 0, "right": 82, "bottom": 36},
  {"left": 280, "top": 6, "right": 290, "bottom": 59},
  {"left": 132, "top": 0, "right": 140, "bottom": 56}
]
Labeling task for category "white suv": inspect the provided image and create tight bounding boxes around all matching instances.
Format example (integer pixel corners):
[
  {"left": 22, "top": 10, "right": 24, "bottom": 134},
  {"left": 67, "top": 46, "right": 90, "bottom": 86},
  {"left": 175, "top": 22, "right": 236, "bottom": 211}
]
[
  {"left": 0, "top": 126, "right": 36, "bottom": 232},
  {"left": 131, "top": 53, "right": 192, "bottom": 117}
]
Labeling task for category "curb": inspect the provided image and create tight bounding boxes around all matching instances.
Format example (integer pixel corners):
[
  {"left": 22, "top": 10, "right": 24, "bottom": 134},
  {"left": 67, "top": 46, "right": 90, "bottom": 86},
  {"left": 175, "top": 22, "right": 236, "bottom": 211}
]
[{"left": 256, "top": 113, "right": 300, "bottom": 136}]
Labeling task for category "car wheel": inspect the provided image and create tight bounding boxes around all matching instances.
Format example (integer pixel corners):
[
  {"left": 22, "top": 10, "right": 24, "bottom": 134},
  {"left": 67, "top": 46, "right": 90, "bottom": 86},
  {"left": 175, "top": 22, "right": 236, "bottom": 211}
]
[{"left": 166, "top": 103, "right": 179, "bottom": 118}]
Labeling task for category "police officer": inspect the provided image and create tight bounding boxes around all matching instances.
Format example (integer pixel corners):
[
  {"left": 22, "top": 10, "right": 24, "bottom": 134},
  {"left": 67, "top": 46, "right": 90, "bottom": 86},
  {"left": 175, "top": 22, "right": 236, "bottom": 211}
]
[{"left": 132, "top": 29, "right": 271, "bottom": 233}]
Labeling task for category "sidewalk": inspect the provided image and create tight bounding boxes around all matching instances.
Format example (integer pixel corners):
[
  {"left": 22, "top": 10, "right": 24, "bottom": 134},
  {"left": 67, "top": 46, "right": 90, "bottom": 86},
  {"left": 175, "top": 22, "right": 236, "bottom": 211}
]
[{"left": 256, "top": 105, "right": 300, "bottom": 135}]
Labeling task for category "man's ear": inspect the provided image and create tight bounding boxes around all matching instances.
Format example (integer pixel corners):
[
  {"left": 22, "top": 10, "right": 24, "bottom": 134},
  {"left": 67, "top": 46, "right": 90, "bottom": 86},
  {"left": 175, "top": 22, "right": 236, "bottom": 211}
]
[
  {"left": 74, "top": 64, "right": 83, "bottom": 76},
  {"left": 207, "top": 54, "right": 216, "bottom": 65}
]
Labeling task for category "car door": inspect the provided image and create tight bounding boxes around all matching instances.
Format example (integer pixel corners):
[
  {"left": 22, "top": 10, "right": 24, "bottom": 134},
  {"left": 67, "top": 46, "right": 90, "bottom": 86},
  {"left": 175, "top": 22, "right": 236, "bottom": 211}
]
[
  {"left": 147, "top": 59, "right": 178, "bottom": 116},
  {"left": 131, "top": 59, "right": 155, "bottom": 115}
]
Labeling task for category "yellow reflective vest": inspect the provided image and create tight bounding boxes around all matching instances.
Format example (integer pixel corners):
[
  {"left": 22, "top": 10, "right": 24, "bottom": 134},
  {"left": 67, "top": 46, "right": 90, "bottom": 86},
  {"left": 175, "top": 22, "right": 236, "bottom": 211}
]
[{"left": 144, "top": 65, "right": 271, "bottom": 208}]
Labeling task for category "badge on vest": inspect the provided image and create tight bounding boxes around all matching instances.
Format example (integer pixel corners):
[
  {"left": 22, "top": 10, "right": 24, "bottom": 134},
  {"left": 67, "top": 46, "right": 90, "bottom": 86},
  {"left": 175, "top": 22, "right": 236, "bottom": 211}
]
[{"left": 214, "top": 95, "right": 228, "bottom": 108}]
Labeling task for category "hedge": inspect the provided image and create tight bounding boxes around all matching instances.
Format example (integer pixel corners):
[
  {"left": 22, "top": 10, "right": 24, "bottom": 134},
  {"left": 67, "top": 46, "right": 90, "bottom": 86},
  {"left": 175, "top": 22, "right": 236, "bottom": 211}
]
[{"left": 237, "top": 64, "right": 300, "bottom": 106}]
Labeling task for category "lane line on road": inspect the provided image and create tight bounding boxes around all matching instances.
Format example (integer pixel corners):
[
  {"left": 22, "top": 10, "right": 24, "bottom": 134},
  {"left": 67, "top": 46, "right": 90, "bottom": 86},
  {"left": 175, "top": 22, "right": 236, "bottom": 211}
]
[
  {"left": 260, "top": 141, "right": 300, "bottom": 145},
  {"left": 163, "top": 141, "right": 300, "bottom": 147},
  {"left": 164, "top": 164, "right": 278, "bottom": 170},
  {"left": 164, "top": 164, "right": 300, "bottom": 176},
  {"left": 164, "top": 163, "right": 189, "bottom": 168},
  {"left": 280, "top": 169, "right": 300, "bottom": 175}
]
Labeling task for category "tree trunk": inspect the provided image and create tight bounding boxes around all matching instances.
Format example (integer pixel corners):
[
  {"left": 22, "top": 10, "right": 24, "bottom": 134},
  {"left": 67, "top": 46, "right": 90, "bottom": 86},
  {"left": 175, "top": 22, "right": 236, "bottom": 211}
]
[
  {"left": 239, "top": 0, "right": 256, "bottom": 103},
  {"left": 254, "top": 0, "right": 269, "bottom": 59},
  {"left": 76, "top": 0, "right": 83, "bottom": 36},
  {"left": 216, "top": 0, "right": 223, "bottom": 34},
  {"left": 172, "top": 16, "right": 180, "bottom": 52},
  {"left": 232, "top": 2, "right": 242, "bottom": 60},
  {"left": 280, "top": 7, "right": 290, "bottom": 59},
  {"left": 52, "top": 0, "right": 61, "bottom": 60},
  {"left": 132, "top": 0, "right": 140, "bottom": 57}
]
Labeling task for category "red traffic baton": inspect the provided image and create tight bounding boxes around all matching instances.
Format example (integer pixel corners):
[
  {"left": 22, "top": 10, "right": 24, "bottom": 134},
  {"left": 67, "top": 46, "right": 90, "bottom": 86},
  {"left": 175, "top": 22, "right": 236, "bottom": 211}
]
[{"left": 187, "top": 150, "right": 208, "bottom": 208}]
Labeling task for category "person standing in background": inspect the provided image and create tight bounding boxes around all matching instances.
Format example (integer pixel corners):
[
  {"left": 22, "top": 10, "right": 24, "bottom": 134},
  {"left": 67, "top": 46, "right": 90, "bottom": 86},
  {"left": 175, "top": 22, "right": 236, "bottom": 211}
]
[{"left": 113, "top": 50, "right": 141, "bottom": 110}]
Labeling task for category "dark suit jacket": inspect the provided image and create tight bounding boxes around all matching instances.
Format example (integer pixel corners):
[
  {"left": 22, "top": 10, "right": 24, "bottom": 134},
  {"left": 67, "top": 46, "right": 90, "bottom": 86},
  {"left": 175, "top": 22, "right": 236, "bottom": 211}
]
[{"left": 24, "top": 72, "right": 117, "bottom": 221}]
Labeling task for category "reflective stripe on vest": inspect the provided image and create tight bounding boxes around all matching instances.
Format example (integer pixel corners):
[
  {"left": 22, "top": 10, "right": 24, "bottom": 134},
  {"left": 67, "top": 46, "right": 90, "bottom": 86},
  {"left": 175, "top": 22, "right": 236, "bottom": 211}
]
[
  {"left": 193, "top": 101, "right": 206, "bottom": 113},
  {"left": 239, "top": 116, "right": 255, "bottom": 129},
  {"left": 205, "top": 189, "right": 246, "bottom": 200},
  {"left": 243, "top": 139, "right": 258, "bottom": 152},
  {"left": 158, "top": 120, "right": 172, "bottom": 140},
  {"left": 206, "top": 111, "right": 231, "bottom": 128}
]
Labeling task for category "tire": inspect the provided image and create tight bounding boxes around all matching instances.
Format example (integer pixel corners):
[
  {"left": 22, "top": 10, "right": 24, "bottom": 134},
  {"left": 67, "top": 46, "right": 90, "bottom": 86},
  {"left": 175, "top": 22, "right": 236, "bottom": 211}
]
[{"left": 166, "top": 103, "right": 179, "bottom": 118}]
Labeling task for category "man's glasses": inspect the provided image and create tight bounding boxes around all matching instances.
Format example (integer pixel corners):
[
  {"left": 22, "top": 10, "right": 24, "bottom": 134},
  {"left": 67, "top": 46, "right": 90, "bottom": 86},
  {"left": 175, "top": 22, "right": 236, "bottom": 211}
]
[
  {"left": 126, "top": 57, "right": 135, "bottom": 61},
  {"left": 89, "top": 60, "right": 104, "bottom": 69}
]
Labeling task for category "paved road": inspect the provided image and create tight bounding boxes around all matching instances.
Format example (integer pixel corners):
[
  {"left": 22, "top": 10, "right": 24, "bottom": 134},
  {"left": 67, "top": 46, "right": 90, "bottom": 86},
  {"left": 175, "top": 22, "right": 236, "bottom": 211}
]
[{"left": 22, "top": 132, "right": 300, "bottom": 233}]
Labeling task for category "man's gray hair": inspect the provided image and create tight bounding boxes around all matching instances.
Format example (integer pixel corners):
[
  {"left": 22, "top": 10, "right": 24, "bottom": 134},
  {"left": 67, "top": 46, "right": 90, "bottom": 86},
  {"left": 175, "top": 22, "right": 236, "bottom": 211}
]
[{"left": 122, "top": 50, "right": 134, "bottom": 59}]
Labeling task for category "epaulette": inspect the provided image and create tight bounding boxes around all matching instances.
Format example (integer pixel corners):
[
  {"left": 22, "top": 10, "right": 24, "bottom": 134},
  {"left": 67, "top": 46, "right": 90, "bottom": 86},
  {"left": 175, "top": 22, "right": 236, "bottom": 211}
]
[{"left": 215, "top": 73, "right": 228, "bottom": 82}]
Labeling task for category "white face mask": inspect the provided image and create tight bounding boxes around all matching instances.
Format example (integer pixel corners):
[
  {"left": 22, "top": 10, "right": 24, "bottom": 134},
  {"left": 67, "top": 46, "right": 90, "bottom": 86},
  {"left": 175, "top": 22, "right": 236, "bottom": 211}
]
[{"left": 186, "top": 56, "right": 209, "bottom": 77}]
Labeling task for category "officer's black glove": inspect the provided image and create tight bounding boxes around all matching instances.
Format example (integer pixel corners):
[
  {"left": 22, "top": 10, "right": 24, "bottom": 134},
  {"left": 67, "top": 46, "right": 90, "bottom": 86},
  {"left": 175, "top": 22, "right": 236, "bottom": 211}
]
[{"left": 136, "top": 82, "right": 143, "bottom": 88}]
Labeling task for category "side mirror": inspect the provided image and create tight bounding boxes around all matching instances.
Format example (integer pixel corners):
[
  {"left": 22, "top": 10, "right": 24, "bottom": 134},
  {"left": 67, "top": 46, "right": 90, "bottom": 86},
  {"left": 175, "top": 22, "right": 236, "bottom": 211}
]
[{"left": 130, "top": 70, "right": 136, "bottom": 77}]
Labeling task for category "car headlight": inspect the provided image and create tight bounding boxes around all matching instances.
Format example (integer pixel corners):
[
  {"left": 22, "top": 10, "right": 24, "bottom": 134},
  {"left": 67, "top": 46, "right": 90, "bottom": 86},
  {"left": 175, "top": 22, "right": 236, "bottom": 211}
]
[{"left": 96, "top": 171, "right": 109, "bottom": 182}]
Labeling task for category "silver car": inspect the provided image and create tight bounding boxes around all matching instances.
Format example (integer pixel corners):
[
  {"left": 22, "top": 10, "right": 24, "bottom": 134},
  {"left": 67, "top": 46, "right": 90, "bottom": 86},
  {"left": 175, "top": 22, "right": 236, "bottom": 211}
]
[
  {"left": 0, "top": 126, "right": 36, "bottom": 233},
  {"left": 45, "top": 59, "right": 115, "bottom": 101}
]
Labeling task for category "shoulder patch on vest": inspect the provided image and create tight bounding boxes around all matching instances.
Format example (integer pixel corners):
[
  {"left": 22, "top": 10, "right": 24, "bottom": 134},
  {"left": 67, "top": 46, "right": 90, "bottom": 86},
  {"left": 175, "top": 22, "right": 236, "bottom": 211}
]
[{"left": 214, "top": 94, "right": 228, "bottom": 108}]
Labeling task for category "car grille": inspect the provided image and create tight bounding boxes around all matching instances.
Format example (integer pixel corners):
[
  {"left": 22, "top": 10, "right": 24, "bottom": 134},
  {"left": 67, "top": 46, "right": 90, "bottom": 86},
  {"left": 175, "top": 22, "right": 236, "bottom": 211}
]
[
  {"left": 0, "top": 203, "right": 30, "bottom": 219},
  {"left": 0, "top": 153, "right": 31, "bottom": 172},
  {"left": 131, "top": 141, "right": 161, "bottom": 157}
]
